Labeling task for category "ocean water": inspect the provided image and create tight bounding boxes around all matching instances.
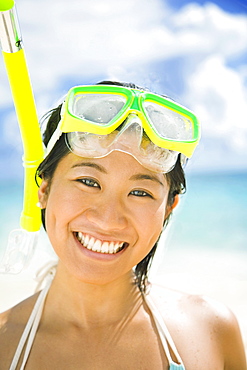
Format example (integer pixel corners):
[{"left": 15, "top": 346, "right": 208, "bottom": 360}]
[{"left": 168, "top": 171, "right": 247, "bottom": 253}]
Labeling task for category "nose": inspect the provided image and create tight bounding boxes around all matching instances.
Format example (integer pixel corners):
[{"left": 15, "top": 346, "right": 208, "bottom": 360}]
[{"left": 85, "top": 196, "right": 128, "bottom": 232}]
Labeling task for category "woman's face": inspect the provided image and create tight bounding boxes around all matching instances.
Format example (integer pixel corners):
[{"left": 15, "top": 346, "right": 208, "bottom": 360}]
[{"left": 39, "top": 151, "right": 171, "bottom": 285}]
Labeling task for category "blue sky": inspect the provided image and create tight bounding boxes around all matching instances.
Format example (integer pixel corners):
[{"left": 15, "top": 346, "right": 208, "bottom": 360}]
[
  {"left": 167, "top": 0, "right": 247, "bottom": 14},
  {"left": 0, "top": 0, "right": 247, "bottom": 179}
]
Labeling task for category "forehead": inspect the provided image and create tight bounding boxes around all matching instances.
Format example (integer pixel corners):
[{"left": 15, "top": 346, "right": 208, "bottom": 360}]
[{"left": 56, "top": 151, "right": 168, "bottom": 185}]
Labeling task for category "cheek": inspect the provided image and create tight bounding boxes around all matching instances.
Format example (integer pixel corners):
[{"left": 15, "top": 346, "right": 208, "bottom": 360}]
[
  {"left": 44, "top": 184, "right": 79, "bottom": 232},
  {"left": 136, "top": 201, "right": 167, "bottom": 249},
  {"left": 150, "top": 208, "right": 166, "bottom": 241}
]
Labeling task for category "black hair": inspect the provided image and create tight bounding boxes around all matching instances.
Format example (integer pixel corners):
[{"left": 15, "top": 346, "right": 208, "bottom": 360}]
[{"left": 36, "top": 81, "right": 186, "bottom": 293}]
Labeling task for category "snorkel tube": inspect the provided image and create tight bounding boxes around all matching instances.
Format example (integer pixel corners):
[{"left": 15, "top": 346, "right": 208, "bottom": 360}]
[{"left": 0, "top": 0, "right": 44, "bottom": 273}]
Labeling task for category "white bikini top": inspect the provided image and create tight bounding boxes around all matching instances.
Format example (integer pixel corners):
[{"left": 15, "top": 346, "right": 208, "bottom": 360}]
[{"left": 9, "top": 265, "right": 185, "bottom": 370}]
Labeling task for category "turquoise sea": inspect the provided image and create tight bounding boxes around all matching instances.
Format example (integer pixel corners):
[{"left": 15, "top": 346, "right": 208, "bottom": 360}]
[{"left": 168, "top": 171, "right": 247, "bottom": 253}]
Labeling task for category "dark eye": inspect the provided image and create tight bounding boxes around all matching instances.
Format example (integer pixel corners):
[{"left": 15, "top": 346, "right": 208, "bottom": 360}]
[
  {"left": 78, "top": 178, "right": 100, "bottom": 188},
  {"left": 130, "top": 190, "right": 152, "bottom": 198}
]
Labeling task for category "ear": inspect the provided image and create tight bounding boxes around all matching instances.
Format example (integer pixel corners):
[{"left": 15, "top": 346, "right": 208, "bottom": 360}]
[
  {"left": 171, "top": 194, "right": 179, "bottom": 210},
  {"left": 165, "top": 194, "right": 179, "bottom": 219},
  {"left": 38, "top": 180, "right": 50, "bottom": 209}
]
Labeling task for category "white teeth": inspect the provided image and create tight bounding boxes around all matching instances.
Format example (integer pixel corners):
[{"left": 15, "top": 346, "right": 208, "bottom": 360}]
[
  {"left": 101, "top": 242, "right": 109, "bottom": 253},
  {"left": 78, "top": 232, "right": 83, "bottom": 242},
  {"left": 86, "top": 243, "right": 92, "bottom": 250},
  {"left": 93, "top": 239, "right": 101, "bottom": 252},
  {"left": 77, "top": 233, "right": 125, "bottom": 254},
  {"left": 88, "top": 236, "right": 95, "bottom": 250},
  {"left": 113, "top": 243, "right": 119, "bottom": 253},
  {"left": 109, "top": 242, "right": 114, "bottom": 254},
  {"left": 84, "top": 234, "right": 89, "bottom": 245}
]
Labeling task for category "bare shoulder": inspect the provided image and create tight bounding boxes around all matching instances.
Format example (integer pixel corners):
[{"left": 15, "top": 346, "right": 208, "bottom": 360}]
[
  {"left": 0, "top": 293, "right": 39, "bottom": 368},
  {"left": 149, "top": 284, "right": 246, "bottom": 369},
  {"left": 150, "top": 283, "right": 241, "bottom": 325}
]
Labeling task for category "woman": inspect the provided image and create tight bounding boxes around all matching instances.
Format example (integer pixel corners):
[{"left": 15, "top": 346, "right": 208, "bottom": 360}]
[{"left": 0, "top": 81, "right": 246, "bottom": 369}]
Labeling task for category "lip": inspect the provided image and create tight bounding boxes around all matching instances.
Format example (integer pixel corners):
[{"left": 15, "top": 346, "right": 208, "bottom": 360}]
[{"left": 73, "top": 232, "right": 129, "bottom": 261}]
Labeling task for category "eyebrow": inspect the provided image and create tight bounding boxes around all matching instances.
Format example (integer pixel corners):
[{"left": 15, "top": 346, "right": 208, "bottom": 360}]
[
  {"left": 130, "top": 174, "right": 164, "bottom": 187},
  {"left": 72, "top": 162, "right": 164, "bottom": 186},
  {"left": 71, "top": 162, "right": 107, "bottom": 173}
]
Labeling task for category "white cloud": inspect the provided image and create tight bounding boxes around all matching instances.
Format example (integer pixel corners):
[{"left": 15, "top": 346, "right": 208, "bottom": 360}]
[
  {"left": 171, "top": 3, "right": 247, "bottom": 58},
  {"left": 186, "top": 56, "right": 247, "bottom": 130}
]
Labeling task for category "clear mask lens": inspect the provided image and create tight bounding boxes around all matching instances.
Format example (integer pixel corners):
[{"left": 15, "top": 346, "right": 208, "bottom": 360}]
[
  {"left": 71, "top": 94, "right": 127, "bottom": 124},
  {"left": 143, "top": 101, "right": 193, "bottom": 141}
]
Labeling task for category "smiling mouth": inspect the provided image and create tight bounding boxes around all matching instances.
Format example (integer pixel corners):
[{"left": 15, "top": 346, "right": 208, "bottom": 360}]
[{"left": 75, "top": 232, "right": 128, "bottom": 254}]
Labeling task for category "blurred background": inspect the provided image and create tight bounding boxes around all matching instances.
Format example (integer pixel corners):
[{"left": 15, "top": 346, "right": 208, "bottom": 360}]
[{"left": 0, "top": 0, "right": 246, "bottom": 348}]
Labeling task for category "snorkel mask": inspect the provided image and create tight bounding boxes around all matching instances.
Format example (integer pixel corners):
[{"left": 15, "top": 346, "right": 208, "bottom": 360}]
[{"left": 46, "top": 85, "right": 200, "bottom": 173}]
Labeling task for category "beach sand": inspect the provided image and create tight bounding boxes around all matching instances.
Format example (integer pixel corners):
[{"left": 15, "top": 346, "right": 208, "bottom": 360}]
[{"left": 0, "top": 247, "right": 246, "bottom": 355}]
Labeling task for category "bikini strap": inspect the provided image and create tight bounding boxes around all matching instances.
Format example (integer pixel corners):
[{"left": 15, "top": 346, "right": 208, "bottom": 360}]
[
  {"left": 144, "top": 294, "right": 185, "bottom": 369},
  {"left": 9, "top": 263, "right": 56, "bottom": 370}
]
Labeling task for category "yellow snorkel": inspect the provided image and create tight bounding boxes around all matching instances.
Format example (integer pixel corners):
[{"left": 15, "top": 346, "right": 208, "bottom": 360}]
[{"left": 0, "top": 0, "right": 44, "bottom": 273}]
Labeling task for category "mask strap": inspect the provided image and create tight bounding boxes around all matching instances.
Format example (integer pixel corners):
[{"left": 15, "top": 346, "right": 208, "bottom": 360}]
[{"left": 45, "top": 120, "right": 63, "bottom": 157}]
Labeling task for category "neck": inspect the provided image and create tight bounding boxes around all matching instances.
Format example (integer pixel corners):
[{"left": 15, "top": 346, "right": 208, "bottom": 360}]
[{"left": 46, "top": 262, "right": 143, "bottom": 328}]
